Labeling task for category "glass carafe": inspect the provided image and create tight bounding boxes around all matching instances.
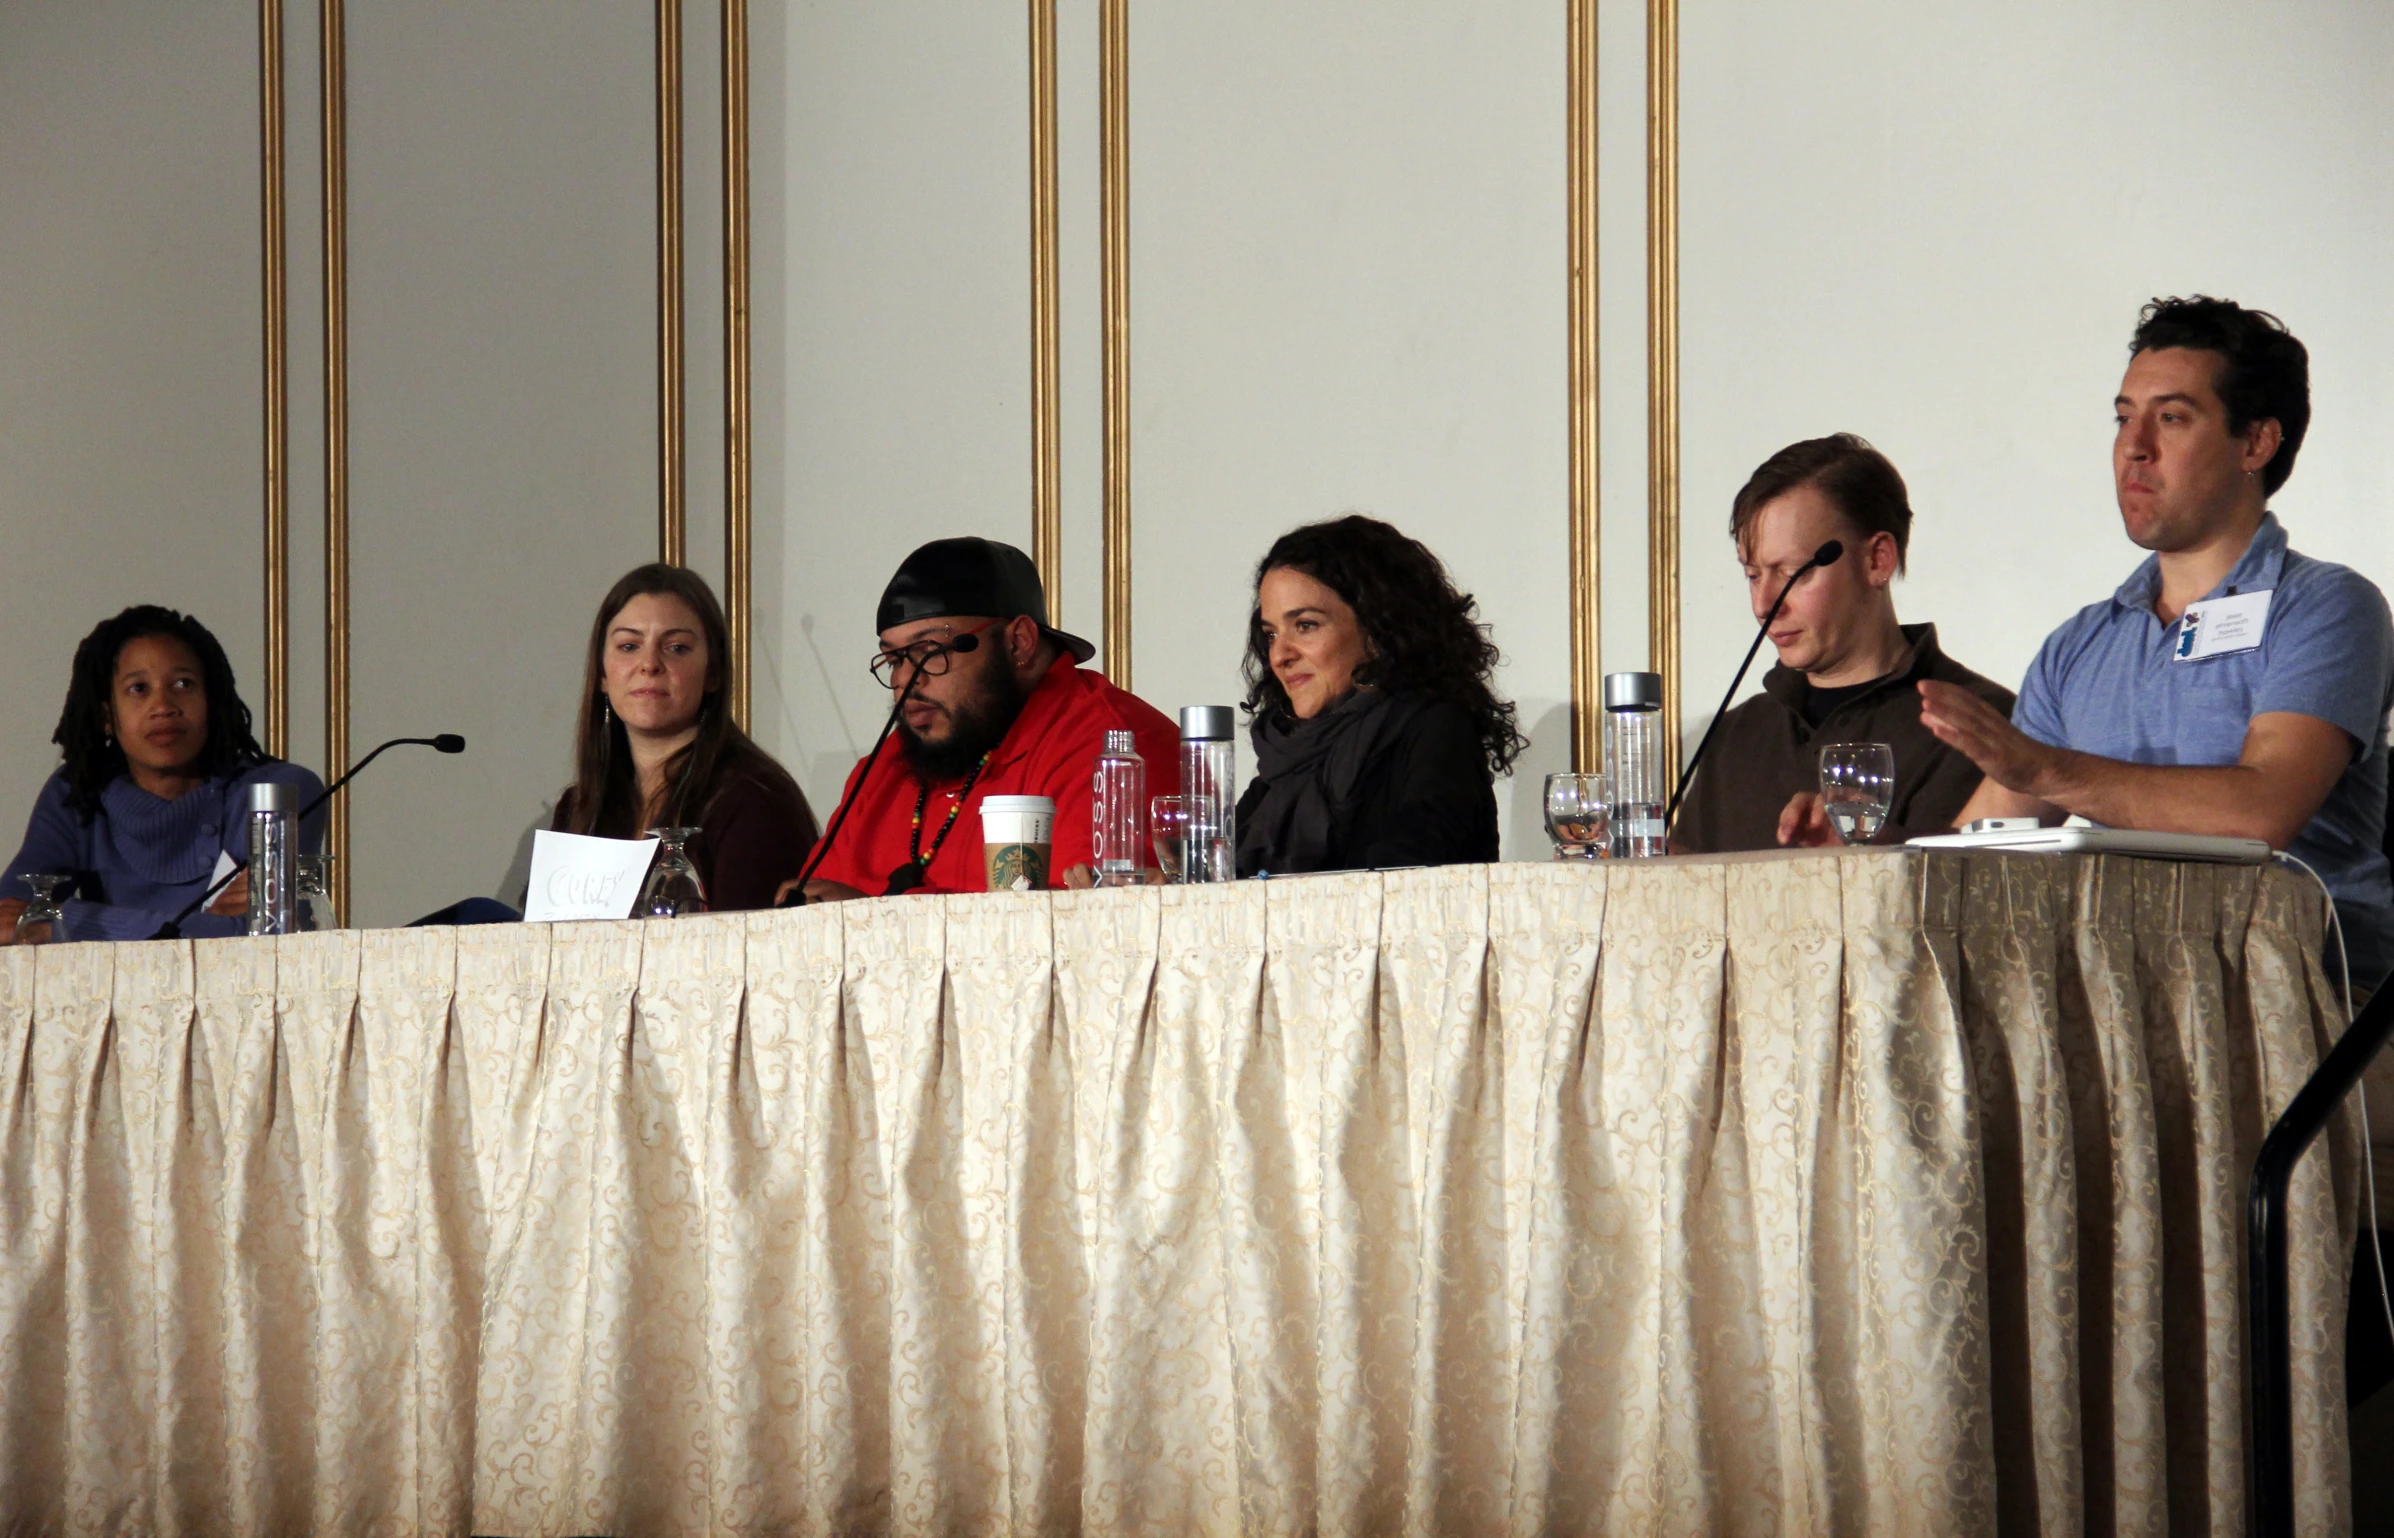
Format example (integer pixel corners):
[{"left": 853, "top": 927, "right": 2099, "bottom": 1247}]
[{"left": 638, "top": 828, "right": 708, "bottom": 917}]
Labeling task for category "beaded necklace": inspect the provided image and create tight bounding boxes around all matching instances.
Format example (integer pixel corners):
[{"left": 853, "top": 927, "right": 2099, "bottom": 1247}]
[{"left": 884, "top": 752, "right": 991, "bottom": 895}]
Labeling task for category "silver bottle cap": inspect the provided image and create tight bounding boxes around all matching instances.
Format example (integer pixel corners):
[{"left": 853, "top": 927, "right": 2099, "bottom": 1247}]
[
  {"left": 1103, "top": 728, "right": 1136, "bottom": 755},
  {"left": 248, "top": 781, "right": 297, "bottom": 815},
  {"left": 1603, "top": 671, "right": 1664, "bottom": 712},
  {"left": 1179, "top": 705, "right": 1235, "bottom": 741}
]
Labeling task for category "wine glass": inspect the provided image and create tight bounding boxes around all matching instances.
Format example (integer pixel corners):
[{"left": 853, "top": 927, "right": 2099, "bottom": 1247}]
[
  {"left": 1149, "top": 795, "right": 1189, "bottom": 883},
  {"left": 16, "top": 874, "right": 67, "bottom": 945},
  {"left": 1817, "top": 743, "right": 1895, "bottom": 844},
  {"left": 1544, "top": 772, "right": 1610, "bottom": 860},
  {"left": 295, "top": 855, "right": 340, "bottom": 932},
  {"left": 638, "top": 828, "right": 709, "bottom": 917}
]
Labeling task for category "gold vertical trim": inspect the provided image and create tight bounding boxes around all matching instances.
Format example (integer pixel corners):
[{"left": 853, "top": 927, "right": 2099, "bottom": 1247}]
[
  {"left": 722, "top": 0, "right": 751, "bottom": 726},
  {"left": 657, "top": 0, "right": 686, "bottom": 565},
  {"left": 1099, "top": 0, "right": 1131, "bottom": 684},
  {"left": 1645, "top": 0, "right": 1681, "bottom": 788},
  {"left": 1028, "top": 0, "right": 1062, "bottom": 614},
  {"left": 320, "top": 0, "right": 350, "bottom": 918},
  {"left": 1567, "top": 0, "right": 1600, "bottom": 774},
  {"left": 260, "top": 0, "right": 289, "bottom": 759}
]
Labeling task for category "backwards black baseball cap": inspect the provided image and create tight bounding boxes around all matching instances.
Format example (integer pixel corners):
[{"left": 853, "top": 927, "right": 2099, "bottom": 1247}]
[{"left": 875, "top": 536, "right": 1095, "bottom": 663}]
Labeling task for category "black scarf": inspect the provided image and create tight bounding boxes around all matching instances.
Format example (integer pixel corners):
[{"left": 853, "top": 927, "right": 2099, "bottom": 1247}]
[{"left": 1236, "top": 687, "right": 1428, "bottom": 876}]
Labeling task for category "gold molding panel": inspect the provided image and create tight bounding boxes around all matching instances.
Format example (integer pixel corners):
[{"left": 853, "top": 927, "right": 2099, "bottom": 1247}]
[
  {"left": 1099, "top": 0, "right": 1131, "bottom": 686},
  {"left": 320, "top": 0, "right": 351, "bottom": 917},
  {"left": 1646, "top": 0, "right": 1681, "bottom": 789},
  {"left": 722, "top": 0, "right": 752, "bottom": 726},
  {"left": 657, "top": 0, "right": 687, "bottom": 566},
  {"left": 260, "top": 0, "right": 289, "bottom": 759},
  {"left": 1567, "top": 0, "right": 1600, "bottom": 775},
  {"left": 1028, "top": 0, "right": 1063, "bottom": 617}
]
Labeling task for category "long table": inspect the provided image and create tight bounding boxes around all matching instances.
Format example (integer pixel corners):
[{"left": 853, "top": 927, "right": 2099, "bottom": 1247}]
[{"left": 0, "top": 850, "right": 2362, "bottom": 1535}]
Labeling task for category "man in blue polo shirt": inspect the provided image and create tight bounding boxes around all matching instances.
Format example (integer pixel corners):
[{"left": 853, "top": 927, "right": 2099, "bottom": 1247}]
[{"left": 1922, "top": 296, "right": 2394, "bottom": 989}]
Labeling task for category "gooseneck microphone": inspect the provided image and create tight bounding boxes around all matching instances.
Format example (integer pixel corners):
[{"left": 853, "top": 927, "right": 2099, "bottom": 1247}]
[
  {"left": 777, "top": 637, "right": 972, "bottom": 906},
  {"left": 1664, "top": 540, "right": 1843, "bottom": 829},
  {"left": 154, "top": 733, "right": 468, "bottom": 938},
  {"left": 294, "top": 734, "right": 468, "bottom": 827}
]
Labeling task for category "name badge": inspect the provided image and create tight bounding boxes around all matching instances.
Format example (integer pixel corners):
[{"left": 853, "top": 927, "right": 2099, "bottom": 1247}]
[{"left": 2174, "top": 588, "right": 2272, "bottom": 661}]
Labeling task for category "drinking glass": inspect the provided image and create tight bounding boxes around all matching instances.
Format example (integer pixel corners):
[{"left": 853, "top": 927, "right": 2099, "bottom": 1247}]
[
  {"left": 1544, "top": 772, "right": 1610, "bottom": 860},
  {"left": 638, "top": 828, "right": 709, "bottom": 917},
  {"left": 1149, "top": 795, "right": 1189, "bottom": 883},
  {"left": 295, "top": 854, "right": 340, "bottom": 932},
  {"left": 16, "top": 874, "right": 67, "bottom": 945},
  {"left": 1817, "top": 742, "right": 1895, "bottom": 844}
]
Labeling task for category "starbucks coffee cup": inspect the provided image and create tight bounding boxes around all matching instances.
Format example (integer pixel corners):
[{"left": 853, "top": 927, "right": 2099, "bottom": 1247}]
[{"left": 979, "top": 795, "right": 1056, "bottom": 891}]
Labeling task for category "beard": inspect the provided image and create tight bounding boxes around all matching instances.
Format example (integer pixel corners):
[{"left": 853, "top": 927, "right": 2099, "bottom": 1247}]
[{"left": 899, "top": 662, "right": 1030, "bottom": 781}]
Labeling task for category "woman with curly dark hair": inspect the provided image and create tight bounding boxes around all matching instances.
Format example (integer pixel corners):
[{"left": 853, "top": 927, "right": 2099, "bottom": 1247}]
[
  {"left": 0, "top": 605, "right": 323, "bottom": 943},
  {"left": 1234, "top": 515, "right": 1526, "bottom": 876}
]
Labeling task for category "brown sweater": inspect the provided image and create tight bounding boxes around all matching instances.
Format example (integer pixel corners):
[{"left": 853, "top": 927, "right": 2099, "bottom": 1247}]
[
  {"left": 551, "top": 757, "right": 817, "bottom": 912},
  {"left": 1674, "top": 623, "right": 2014, "bottom": 854}
]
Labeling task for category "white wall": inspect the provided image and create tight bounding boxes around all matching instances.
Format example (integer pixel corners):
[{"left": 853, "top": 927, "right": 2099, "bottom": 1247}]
[
  {"left": 749, "top": 0, "right": 1034, "bottom": 817},
  {"left": 0, "top": 0, "right": 660, "bottom": 929},
  {"left": 1670, "top": 0, "right": 2394, "bottom": 744},
  {"left": 1127, "top": 2, "right": 1572, "bottom": 858},
  {"left": 341, "top": 0, "right": 656, "bottom": 927},
  {"left": 0, "top": 0, "right": 261, "bottom": 823}
]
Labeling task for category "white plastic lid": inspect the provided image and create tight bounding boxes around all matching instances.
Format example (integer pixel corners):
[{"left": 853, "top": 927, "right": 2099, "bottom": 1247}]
[{"left": 979, "top": 795, "right": 1056, "bottom": 814}]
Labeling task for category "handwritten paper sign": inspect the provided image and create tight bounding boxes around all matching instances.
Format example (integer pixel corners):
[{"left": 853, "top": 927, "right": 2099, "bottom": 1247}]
[{"left": 523, "top": 830, "right": 657, "bottom": 922}]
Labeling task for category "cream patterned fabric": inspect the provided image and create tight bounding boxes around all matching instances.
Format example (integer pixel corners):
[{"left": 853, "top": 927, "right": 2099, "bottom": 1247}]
[{"left": 0, "top": 850, "right": 2360, "bottom": 1535}]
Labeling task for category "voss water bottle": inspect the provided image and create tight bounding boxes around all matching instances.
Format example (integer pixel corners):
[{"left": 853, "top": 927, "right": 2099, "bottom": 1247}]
[
  {"left": 1091, "top": 729, "right": 1148, "bottom": 886},
  {"left": 1178, "top": 706, "right": 1237, "bottom": 882},
  {"left": 246, "top": 781, "right": 297, "bottom": 935},
  {"left": 1603, "top": 671, "right": 1668, "bottom": 858}
]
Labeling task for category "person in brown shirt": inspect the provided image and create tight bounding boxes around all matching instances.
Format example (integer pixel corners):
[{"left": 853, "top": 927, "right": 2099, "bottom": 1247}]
[
  {"left": 1674, "top": 434, "right": 2014, "bottom": 853},
  {"left": 551, "top": 563, "right": 817, "bottom": 910}
]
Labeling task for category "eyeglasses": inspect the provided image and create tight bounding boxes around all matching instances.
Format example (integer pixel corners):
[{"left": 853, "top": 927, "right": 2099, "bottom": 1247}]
[{"left": 868, "top": 618, "right": 1001, "bottom": 688}]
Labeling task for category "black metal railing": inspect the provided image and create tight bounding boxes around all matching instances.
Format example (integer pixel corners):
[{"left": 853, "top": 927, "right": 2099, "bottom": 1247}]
[{"left": 2249, "top": 981, "right": 2394, "bottom": 1537}]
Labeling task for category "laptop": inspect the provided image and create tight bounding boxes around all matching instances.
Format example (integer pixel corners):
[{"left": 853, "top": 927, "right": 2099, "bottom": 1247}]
[{"left": 1905, "top": 817, "right": 2269, "bottom": 865}]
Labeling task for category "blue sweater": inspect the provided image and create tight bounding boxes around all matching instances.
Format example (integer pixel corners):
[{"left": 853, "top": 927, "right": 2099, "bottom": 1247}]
[{"left": 2, "top": 761, "right": 326, "bottom": 941}]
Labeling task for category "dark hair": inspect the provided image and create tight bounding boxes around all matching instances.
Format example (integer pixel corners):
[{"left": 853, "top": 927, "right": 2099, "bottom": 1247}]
[
  {"left": 565, "top": 564, "right": 816, "bottom": 843},
  {"left": 52, "top": 606, "right": 266, "bottom": 820},
  {"left": 1241, "top": 515, "right": 1527, "bottom": 775},
  {"left": 2129, "top": 295, "right": 2310, "bottom": 495},
  {"left": 1729, "top": 433, "right": 1913, "bottom": 572}
]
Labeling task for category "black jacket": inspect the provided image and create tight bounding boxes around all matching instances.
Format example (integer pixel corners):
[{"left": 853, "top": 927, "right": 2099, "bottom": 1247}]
[
  {"left": 1234, "top": 697, "right": 1498, "bottom": 875},
  {"left": 1674, "top": 623, "right": 2013, "bottom": 854}
]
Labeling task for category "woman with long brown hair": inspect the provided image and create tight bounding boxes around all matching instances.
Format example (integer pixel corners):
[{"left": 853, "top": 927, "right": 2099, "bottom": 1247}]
[{"left": 552, "top": 564, "right": 816, "bottom": 910}]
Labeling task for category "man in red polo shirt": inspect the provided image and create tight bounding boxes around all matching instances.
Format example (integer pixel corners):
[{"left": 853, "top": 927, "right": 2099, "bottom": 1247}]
[{"left": 785, "top": 537, "right": 1180, "bottom": 901}]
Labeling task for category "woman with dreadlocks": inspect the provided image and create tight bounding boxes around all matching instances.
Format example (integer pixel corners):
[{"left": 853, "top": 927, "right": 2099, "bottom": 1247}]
[{"left": 0, "top": 605, "right": 322, "bottom": 943}]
